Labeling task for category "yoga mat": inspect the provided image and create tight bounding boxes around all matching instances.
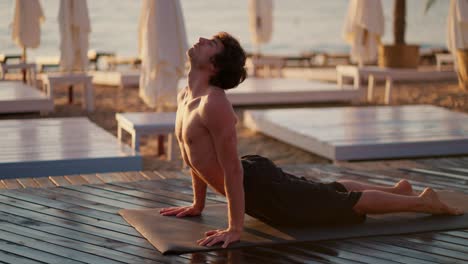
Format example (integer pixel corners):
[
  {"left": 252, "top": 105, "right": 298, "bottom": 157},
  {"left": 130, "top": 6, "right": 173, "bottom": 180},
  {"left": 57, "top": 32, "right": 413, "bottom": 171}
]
[{"left": 119, "top": 191, "right": 468, "bottom": 255}]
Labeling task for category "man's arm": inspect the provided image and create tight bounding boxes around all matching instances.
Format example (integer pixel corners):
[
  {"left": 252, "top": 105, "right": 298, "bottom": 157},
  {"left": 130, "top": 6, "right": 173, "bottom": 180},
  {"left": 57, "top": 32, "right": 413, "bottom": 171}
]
[
  {"left": 191, "top": 169, "right": 207, "bottom": 210},
  {"left": 160, "top": 169, "right": 207, "bottom": 217},
  {"left": 198, "top": 95, "right": 244, "bottom": 247}
]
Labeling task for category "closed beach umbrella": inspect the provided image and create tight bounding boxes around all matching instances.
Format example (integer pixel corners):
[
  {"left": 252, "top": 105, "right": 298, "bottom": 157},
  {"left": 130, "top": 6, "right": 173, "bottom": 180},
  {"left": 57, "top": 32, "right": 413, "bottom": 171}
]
[
  {"left": 248, "top": 0, "right": 273, "bottom": 53},
  {"left": 343, "top": 0, "right": 384, "bottom": 66},
  {"left": 58, "top": 0, "right": 91, "bottom": 71},
  {"left": 447, "top": 0, "right": 468, "bottom": 64},
  {"left": 138, "top": 0, "right": 188, "bottom": 109},
  {"left": 447, "top": 0, "right": 468, "bottom": 90},
  {"left": 11, "top": 0, "right": 45, "bottom": 61}
]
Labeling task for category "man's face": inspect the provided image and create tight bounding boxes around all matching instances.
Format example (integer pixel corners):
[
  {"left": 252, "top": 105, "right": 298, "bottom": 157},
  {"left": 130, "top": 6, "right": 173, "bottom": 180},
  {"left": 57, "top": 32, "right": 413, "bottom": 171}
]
[{"left": 188, "top": 37, "right": 223, "bottom": 69}]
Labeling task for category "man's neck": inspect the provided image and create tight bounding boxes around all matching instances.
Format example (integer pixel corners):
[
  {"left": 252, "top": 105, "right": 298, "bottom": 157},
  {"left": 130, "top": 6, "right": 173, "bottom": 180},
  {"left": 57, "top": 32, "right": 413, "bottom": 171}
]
[{"left": 187, "top": 67, "right": 211, "bottom": 98}]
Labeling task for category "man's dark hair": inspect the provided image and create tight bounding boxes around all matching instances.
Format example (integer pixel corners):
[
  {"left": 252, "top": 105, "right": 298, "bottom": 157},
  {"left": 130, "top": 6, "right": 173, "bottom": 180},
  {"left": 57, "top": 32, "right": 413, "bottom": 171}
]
[{"left": 209, "top": 32, "right": 247, "bottom": 90}]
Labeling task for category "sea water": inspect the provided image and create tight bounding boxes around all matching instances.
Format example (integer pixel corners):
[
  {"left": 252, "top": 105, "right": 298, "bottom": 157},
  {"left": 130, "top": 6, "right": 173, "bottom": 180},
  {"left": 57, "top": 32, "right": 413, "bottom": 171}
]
[{"left": 0, "top": 0, "right": 448, "bottom": 59}]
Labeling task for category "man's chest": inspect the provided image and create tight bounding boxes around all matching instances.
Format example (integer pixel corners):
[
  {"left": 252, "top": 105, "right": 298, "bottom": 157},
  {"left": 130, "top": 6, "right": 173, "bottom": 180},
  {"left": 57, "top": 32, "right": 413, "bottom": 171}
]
[{"left": 175, "top": 99, "right": 207, "bottom": 144}]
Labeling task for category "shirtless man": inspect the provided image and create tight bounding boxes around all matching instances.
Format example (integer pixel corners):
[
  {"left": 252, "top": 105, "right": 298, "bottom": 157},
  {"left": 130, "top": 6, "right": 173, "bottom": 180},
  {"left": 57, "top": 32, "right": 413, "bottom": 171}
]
[{"left": 159, "top": 32, "right": 463, "bottom": 249}]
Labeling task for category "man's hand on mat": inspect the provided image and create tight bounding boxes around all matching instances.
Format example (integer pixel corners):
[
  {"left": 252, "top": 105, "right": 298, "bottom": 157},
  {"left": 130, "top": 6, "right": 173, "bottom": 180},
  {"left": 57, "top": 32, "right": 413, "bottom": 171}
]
[
  {"left": 159, "top": 206, "right": 203, "bottom": 217},
  {"left": 197, "top": 228, "right": 241, "bottom": 248}
]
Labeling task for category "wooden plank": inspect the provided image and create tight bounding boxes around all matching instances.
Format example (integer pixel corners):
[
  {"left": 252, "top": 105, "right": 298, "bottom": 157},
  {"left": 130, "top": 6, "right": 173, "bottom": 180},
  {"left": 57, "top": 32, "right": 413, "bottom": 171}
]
[
  {"left": 0, "top": 211, "right": 173, "bottom": 263},
  {"left": 140, "top": 171, "right": 163, "bottom": 180},
  {"left": 0, "top": 224, "right": 153, "bottom": 264},
  {"left": 122, "top": 172, "right": 147, "bottom": 181},
  {"left": 33, "top": 177, "right": 57, "bottom": 188},
  {"left": 404, "top": 234, "right": 468, "bottom": 255},
  {"left": 1, "top": 179, "right": 22, "bottom": 189},
  {"left": 372, "top": 237, "right": 468, "bottom": 263},
  {"left": 153, "top": 170, "right": 188, "bottom": 179},
  {"left": 0, "top": 239, "right": 82, "bottom": 264},
  {"left": 62, "top": 185, "right": 177, "bottom": 208},
  {"left": 402, "top": 168, "right": 468, "bottom": 181},
  {"left": 0, "top": 203, "right": 151, "bottom": 248},
  {"left": 48, "top": 176, "right": 72, "bottom": 186},
  {"left": 412, "top": 233, "right": 468, "bottom": 253},
  {"left": 1, "top": 190, "right": 127, "bottom": 225},
  {"left": 0, "top": 249, "right": 44, "bottom": 264},
  {"left": 44, "top": 186, "right": 149, "bottom": 210},
  {"left": 64, "top": 175, "right": 88, "bottom": 185},
  {"left": 80, "top": 174, "right": 104, "bottom": 184},
  {"left": 346, "top": 239, "right": 440, "bottom": 264},
  {"left": 97, "top": 172, "right": 131, "bottom": 183},
  {"left": 16, "top": 178, "right": 39, "bottom": 188},
  {"left": 112, "top": 179, "right": 225, "bottom": 203},
  {"left": 0, "top": 197, "right": 139, "bottom": 236},
  {"left": 271, "top": 245, "right": 360, "bottom": 264},
  {"left": 327, "top": 240, "right": 435, "bottom": 264},
  {"left": 0, "top": 181, "right": 7, "bottom": 189},
  {"left": 0, "top": 229, "right": 126, "bottom": 264},
  {"left": 23, "top": 187, "right": 122, "bottom": 214},
  {"left": 86, "top": 183, "right": 198, "bottom": 207}
]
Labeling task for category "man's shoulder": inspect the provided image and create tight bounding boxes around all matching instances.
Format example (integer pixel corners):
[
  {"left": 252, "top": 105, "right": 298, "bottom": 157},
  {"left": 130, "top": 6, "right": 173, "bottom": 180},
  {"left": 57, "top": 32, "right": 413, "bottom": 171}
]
[
  {"left": 199, "top": 89, "right": 236, "bottom": 125},
  {"left": 202, "top": 89, "right": 231, "bottom": 112},
  {"left": 177, "top": 86, "right": 188, "bottom": 103}
]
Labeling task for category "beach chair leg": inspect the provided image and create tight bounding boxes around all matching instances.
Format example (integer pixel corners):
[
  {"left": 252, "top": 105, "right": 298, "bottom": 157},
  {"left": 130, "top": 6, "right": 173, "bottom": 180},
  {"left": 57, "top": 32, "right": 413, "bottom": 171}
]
[
  {"left": 167, "top": 133, "right": 176, "bottom": 161},
  {"left": 82, "top": 80, "right": 94, "bottom": 112},
  {"left": 367, "top": 74, "right": 375, "bottom": 102},
  {"left": 43, "top": 80, "right": 53, "bottom": 98},
  {"left": 337, "top": 73, "right": 343, "bottom": 88},
  {"left": 131, "top": 131, "right": 140, "bottom": 151},
  {"left": 158, "top": 135, "right": 165, "bottom": 156},
  {"left": 384, "top": 78, "right": 393, "bottom": 104},
  {"left": 117, "top": 125, "right": 123, "bottom": 141},
  {"left": 32, "top": 68, "right": 37, "bottom": 88},
  {"left": 353, "top": 72, "right": 361, "bottom": 89},
  {"left": 0, "top": 64, "right": 5, "bottom": 80},
  {"left": 68, "top": 85, "right": 74, "bottom": 104}
]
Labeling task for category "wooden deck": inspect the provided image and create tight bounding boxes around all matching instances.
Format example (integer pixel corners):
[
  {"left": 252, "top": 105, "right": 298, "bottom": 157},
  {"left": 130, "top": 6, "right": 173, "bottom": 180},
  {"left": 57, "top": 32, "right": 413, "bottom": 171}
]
[
  {"left": 0, "top": 117, "right": 141, "bottom": 178},
  {"left": 244, "top": 105, "right": 468, "bottom": 161},
  {"left": 0, "top": 157, "right": 467, "bottom": 263},
  {"left": 0, "top": 81, "right": 53, "bottom": 114}
]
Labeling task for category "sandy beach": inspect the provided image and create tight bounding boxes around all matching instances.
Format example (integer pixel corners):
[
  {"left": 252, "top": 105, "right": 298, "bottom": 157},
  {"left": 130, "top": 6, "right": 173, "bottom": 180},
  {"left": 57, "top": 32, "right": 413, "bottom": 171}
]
[{"left": 1, "top": 75, "right": 465, "bottom": 171}]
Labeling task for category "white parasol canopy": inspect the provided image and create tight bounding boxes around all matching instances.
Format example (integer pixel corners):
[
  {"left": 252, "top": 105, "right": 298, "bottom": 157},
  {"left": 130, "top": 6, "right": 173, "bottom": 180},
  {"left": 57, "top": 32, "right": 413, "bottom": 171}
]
[
  {"left": 248, "top": 0, "right": 273, "bottom": 53},
  {"left": 343, "top": 0, "right": 384, "bottom": 66},
  {"left": 58, "top": 0, "right": 91, "bottom": 71},
  {"left": 447, "top": 0, "right": 468, "bottom": 66},
  {"left": 138, "top": 0, "right": 188, "bottom": 109},
  {"left": 11, "top": 0, "right": 45, "bottom": 60}
]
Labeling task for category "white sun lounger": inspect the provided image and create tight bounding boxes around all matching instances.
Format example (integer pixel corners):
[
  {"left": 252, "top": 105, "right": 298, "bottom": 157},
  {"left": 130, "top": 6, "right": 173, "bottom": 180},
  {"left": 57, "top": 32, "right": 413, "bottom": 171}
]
[
  {"left": 226, "top": 77, "right": 363, "bottom": 105},
  {"left": 90, "top": 70, "right": 140, "bottom": 88},
  {"left": 336, "top": 65, "right": 457, "bottom": 104},
  {"left": 0, "top": 117, "right": 141, "bottom": 178},
  {"left": 0, "top": 81, "right": 53, "bottom": 114},
  {"left": 244, "top": 105, "right": 468, "bottom": 161},
  {"left": 116, "top": 112, "right": 176, "bottom": 160},
  {"left": 435, "top": 53, "right": 454, "bottom": 71}
]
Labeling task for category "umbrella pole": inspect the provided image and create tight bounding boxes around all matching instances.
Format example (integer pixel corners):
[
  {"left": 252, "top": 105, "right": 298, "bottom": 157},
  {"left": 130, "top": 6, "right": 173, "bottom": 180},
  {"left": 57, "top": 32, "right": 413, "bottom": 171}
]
[{"left": 22, "top": 47, "right": 27, "bottom": 83}]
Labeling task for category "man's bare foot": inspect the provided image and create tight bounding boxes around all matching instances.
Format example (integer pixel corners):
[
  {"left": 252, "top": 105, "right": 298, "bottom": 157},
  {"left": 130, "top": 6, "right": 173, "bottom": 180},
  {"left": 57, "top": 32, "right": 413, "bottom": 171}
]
[
  {"left": 420, "top": 188, "right": 464, "bottom": 215},
  {"left": 393, "top": 180, "right": 415, "bottom": 196}
]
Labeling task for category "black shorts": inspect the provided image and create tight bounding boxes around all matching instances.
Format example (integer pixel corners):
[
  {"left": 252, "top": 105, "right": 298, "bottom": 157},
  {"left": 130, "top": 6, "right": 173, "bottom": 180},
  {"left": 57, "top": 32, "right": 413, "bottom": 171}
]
[{"left": 242, "top": 155, "right": 365, "bottom": 226}]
